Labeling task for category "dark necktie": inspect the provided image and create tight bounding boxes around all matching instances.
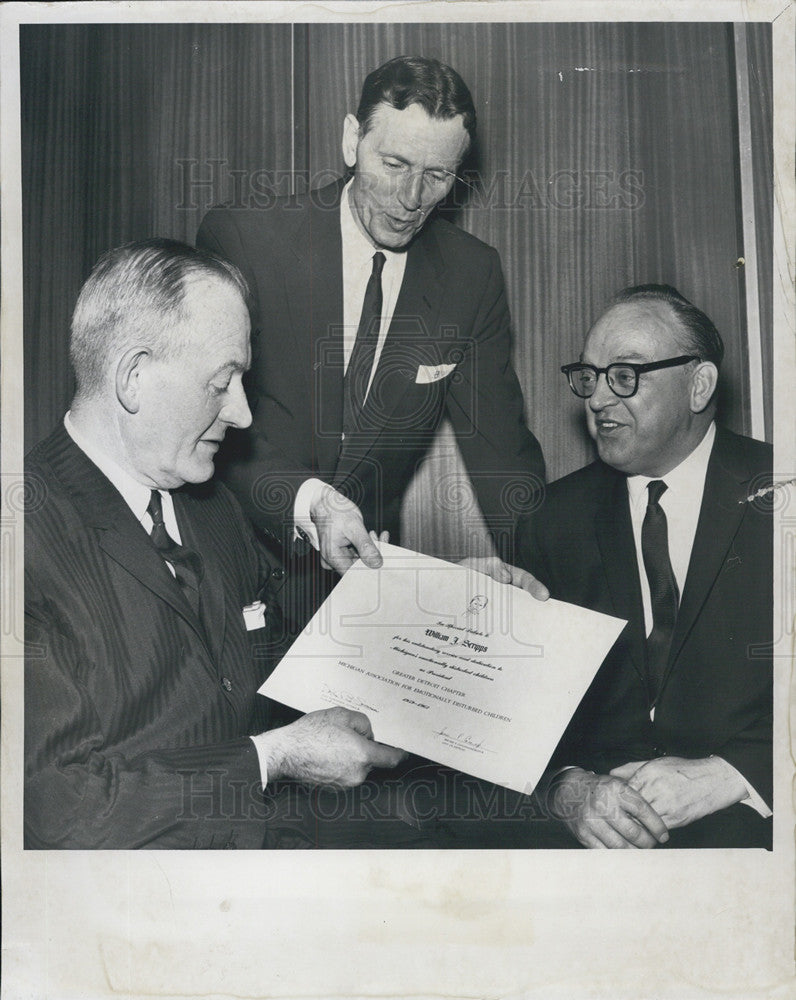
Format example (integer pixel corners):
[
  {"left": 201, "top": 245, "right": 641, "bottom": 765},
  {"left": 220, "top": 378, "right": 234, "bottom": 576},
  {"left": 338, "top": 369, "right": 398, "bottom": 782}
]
[
  {"left": 641, "top": 479, "right": 680, "bottom": 705},
  {"left": 147, "top": 489, "right": 204, "bottom": 617},
  {"left": 343, "top": 251, "right": 386, "bottom": 436}
]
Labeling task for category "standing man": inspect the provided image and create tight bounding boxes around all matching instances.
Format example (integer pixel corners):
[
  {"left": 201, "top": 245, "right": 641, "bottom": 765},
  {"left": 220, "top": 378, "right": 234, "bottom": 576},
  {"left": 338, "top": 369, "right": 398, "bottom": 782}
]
[
  {"left": 24, "top": 240, "right": 406, "bottom": 849},
  {"left": 520, "top": 285, "right": 772, "bottom": 848},
  {"left": 197, "top": 55, "right": 544, "bottom": 594}
]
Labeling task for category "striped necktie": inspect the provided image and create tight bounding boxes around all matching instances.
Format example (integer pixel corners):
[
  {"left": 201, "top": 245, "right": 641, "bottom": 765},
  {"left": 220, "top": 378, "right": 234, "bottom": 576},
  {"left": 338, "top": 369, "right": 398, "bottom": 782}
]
[{"left": 147, "top": 490, "right": 204, "bottom": 617}]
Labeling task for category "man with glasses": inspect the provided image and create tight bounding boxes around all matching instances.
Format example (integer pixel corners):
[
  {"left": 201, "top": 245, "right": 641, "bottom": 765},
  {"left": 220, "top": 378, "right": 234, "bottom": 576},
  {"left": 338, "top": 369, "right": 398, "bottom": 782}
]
[
  {"left": 198, "top": 56, "right": 544, "bottom": 620},
  {"left": 520, "top": 284, "right": 772, "bottom": 848}
]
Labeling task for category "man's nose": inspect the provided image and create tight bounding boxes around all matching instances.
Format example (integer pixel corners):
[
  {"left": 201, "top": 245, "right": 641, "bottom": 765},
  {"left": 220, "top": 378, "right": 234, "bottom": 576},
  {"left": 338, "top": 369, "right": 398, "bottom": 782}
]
[
  {"left": 397, "top": 171, "right": 424, "bottom": 212},
  {"left": 588, "top": 372, "right": 616, "bottom": 411},
  {"left": 222, "top": 381, "right": 253, "bottom": 429}
]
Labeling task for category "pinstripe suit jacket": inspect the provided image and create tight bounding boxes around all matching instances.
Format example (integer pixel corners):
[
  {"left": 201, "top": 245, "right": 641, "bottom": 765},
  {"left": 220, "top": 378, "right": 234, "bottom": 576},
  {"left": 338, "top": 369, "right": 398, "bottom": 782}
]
[{"left": 24, "top": 425, "right": 285, "bottom": 849}]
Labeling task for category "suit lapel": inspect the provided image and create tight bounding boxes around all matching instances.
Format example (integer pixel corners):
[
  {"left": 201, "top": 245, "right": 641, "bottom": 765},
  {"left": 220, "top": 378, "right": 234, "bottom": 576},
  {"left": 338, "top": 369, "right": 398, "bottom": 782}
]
[
  {"left": 284, "top": 182, "right": 346, "bottom": 470},
  {"left": 593, "top": 471, "right": 647, "bottom": 683},
  {"left": 97, "top": 521, "right": 204, "bottom": 632},
  {"left": 369, "top": 222, "right": 446, "bottom": 418},
  {"left": 43, "top": 426, "right": 213, "bottom": 655},
  {"left": 666, "top": 429, "right": 751, "bottom": 678}
]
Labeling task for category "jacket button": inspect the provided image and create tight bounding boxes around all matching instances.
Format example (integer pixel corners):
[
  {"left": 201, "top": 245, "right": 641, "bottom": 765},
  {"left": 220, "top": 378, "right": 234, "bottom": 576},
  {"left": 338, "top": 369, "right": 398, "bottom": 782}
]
[
  {"left": 221, "top": 677, "right": 233, "bottom": 692},
  {"left": 272, "top": 568, "right": 285, "bottom": 580}
]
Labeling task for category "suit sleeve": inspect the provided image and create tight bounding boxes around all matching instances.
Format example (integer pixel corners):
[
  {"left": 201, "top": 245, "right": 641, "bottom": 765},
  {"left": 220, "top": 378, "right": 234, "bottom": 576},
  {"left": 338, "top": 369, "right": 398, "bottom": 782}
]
[
  {"left": 516, "top": 506, "right": 554, "bottom": 590},
  {"left": 443, "top": 248, "right": 545, "bottom": 561},
  {"left": 198, "top": 208, "right": 318, "bottom": 542},
  {"left": 712, "top": 685, "right": 772, "bottom": 809},
  {"left": 24, "top": 603, "right": 269, "bottom": 850}
]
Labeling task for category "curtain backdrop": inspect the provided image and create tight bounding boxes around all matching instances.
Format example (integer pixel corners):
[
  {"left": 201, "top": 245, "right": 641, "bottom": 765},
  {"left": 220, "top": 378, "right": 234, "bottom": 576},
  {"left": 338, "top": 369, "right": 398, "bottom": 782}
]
[
  {"left": 20, "top": 22, "right": 772, "bottom": 559},
  {"left": 21, "top": 23, "right": 294, "bottom": 444}
]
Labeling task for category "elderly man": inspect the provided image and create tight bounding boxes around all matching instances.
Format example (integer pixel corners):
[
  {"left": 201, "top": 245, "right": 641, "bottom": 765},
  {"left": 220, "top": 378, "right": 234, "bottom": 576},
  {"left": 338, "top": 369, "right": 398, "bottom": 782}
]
[
  {"left": 520, "top": 285, "right": 772, "bottom": 849},
  {"left": 24, "top": 239, "right": 406, "bottom": 850},
  {"left": 197, "top": 55, "right": 544, "bottom": 604}
]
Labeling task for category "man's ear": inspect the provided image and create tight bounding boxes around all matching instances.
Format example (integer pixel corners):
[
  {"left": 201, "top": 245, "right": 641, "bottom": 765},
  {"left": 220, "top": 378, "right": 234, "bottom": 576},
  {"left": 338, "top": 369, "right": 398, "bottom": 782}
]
[
  {"left": 690, "top": 361, "right": 719, "bottom": 413},
  {"left": 341, "top": 113, "right": 360, "bottom": 169},
  {"left": 115, "top": 347, "right": 150, "bottom": 414}
]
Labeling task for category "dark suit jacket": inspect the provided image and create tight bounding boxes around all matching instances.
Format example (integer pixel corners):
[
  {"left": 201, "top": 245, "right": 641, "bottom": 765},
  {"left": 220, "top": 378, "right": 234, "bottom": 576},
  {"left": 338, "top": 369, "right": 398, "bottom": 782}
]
[
  {"left": 24, "top": 425, "right": 288, "bottom": 849},
  {"left": 519, "top": 427, "right": 773, "bottom": 846},
  {"left": 197, "top": 180, "right": 544, "bottom": 554}
]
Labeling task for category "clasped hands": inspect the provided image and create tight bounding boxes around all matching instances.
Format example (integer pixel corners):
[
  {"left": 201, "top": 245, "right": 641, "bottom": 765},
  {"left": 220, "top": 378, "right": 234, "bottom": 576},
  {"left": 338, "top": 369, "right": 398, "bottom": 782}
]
[{"left": 550, "top": 756, "right": 747, "bottom": 849}]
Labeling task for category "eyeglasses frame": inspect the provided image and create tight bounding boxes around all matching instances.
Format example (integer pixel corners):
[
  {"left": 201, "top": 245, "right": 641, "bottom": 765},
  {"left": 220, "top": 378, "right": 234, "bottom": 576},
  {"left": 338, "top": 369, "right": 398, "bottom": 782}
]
[{"left": 560, "top": 355, "right": 702, "bottom": 399}]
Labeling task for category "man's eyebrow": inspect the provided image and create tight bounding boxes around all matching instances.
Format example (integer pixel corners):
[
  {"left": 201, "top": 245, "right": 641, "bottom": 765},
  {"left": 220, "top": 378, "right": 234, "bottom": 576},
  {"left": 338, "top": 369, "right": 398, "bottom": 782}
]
[
  {"left": 379, "top": 150, "right": 410, "bottom": 163},
  {"left": 579, "top": 352, "right": 651, "bottom": 364},
  {"left": 378, "top": 149, "right": 456, "bottom": 174},
  {"left": 213, "top": 361, "right": 248, "bottom": 377}
]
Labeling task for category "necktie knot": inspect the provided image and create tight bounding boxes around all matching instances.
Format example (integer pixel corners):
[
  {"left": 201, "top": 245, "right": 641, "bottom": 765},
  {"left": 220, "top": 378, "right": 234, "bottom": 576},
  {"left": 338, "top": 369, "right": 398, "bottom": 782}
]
[
  {"left": 647, "top": 479, "right": 668, "bottom": 506},
  {"left": 371, "top": 251, "right": 386, "bottom": 278},
  {"left": 147, "top": 489, "right": 165, "bottom": 527}
]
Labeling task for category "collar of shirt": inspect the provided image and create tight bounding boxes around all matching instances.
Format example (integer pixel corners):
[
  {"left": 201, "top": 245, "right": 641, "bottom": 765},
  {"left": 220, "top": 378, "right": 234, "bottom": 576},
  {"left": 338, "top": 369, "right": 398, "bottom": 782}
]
[
  {"left": 63, "top": 411, "right": 182, "bottom": 542},
  {"left": 626, "top": 420, "right": 716, "bottom": 633},
  {"left": 626, "top": 421, "right": 716, "bottom": 513},
  {"left": 340, "top": 178, "right": 408, "bottom": 379}
]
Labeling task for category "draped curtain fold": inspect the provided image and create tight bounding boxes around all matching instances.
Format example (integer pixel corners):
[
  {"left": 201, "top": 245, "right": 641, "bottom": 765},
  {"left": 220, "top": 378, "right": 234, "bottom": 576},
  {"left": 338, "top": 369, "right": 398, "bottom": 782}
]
[
  {"left": 22, "top": 23, "right": 294, "bottom": 448},
  {"left": 21, "top": 22, "right": 772, "bottom": 559}
]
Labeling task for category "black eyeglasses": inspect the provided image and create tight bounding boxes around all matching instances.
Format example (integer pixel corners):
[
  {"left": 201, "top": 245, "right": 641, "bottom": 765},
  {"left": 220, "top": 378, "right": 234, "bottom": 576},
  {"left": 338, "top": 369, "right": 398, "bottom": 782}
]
[{"left": 560, "top": 355, "right": 701, "bottom": 399}]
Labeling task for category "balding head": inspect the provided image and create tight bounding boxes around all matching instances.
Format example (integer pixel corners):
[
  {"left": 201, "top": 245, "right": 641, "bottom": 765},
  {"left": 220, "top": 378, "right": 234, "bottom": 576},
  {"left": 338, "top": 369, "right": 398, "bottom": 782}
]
[{"left": 579, "top": 288, "right": 722, "bottom": 477}]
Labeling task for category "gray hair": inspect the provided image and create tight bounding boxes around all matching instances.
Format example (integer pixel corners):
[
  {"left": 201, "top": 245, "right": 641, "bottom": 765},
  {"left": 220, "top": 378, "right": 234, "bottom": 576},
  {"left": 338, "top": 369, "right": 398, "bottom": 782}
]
[{"left": 70, "top": 238, "right": 249, "bottom": 397}]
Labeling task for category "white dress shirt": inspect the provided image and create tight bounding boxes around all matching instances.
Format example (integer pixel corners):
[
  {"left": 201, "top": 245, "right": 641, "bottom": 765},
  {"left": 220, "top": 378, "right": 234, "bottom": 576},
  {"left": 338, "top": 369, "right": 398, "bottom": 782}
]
[
  {"left": 339, "top": 178, "right": 408, "bottom": 388},
  {"left": 294, "top": 179, "right": 409, "bottom": 546},
  {"left": 626, "top": 422, "right": 716, "bottom": 636},
  {"left": 626, "top": 421, "right": 769, "bottom": 817}
]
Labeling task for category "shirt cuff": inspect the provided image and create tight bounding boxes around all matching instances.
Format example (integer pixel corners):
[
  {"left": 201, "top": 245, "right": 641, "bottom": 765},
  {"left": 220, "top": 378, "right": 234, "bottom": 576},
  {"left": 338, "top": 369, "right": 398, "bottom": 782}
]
[
  {"left": 716, "top": 757, "right": 772, "bottom": 818},
  {"left": 293, "top": 478, "right": 329, "bottom": 550},
  {"left": 249, "top": 733, "right": 271, "bottom": 791}
]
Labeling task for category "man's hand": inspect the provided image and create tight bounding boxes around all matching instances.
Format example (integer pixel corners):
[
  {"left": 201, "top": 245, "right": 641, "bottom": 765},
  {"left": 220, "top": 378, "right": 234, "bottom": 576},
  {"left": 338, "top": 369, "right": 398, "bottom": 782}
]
[
  {"left": 610, "top": 756, "right": 747, "bottom": 830},
  {"left": 549, "top": 767, "right": 670, "bottom": 848},
  {"left": 309, "top": 485, "right": 383, "bottom": 575},
  {"left": 260, "top": 706, "right": 406, "bottom": 787},
  {"left": 458, "top": 555, "right": 549, "bottom": 601}
]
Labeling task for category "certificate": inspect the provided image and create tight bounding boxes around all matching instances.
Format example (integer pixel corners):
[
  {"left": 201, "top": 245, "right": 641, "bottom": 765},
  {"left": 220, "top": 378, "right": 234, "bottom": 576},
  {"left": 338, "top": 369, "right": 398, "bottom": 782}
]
[{"left": 260, "top": 543, "right": 626, "bottom": 795}]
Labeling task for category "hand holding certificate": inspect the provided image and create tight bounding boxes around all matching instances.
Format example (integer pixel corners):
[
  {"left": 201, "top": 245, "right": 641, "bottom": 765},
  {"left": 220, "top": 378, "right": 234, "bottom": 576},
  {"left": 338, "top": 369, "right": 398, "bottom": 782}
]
[{"left": 261, "top": 543, "right": 625, "bottom": 796}]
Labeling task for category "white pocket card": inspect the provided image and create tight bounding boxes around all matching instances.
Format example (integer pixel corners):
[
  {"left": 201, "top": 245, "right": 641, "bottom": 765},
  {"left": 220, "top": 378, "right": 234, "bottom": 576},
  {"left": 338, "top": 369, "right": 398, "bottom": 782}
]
[
  {"left": 415, "top": 362, "right": 457, "bottom": 384},
  {"left": 242, "top": 600, "right": 267, "bottom": 631}
]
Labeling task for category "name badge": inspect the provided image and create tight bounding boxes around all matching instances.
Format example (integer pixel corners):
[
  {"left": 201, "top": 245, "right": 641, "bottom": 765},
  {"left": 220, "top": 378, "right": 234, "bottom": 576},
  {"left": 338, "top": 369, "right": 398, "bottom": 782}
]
[{"left": 242, "top": 600, "right": 267, "bottom": 631}]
